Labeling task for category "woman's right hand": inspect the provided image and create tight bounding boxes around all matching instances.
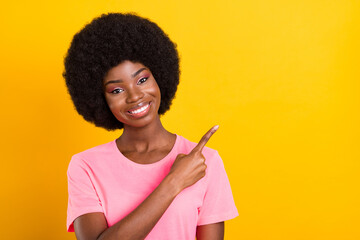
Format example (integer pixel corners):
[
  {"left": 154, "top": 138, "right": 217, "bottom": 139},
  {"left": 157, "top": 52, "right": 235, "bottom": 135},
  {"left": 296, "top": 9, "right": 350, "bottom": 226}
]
[
  {"left": 168, "top": 125, "right": 219, "bottom": 192},
  {"left": 74, "top": 126, "right": 219, "bottom": 240}
]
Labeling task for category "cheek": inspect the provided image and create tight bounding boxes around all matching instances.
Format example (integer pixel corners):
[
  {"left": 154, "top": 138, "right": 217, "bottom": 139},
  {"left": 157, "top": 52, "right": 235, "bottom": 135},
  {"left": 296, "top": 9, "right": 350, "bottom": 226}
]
[
  {"left": 150, "top": 82, "right": 161, "bottom": 99},
  {"left": 105, "top": 96, "right": 122, "bottom": 116},
  {"left": 107, "top": 101, "right": 127, "bottom": 122},
  {"left": 150, "top": 84, "right": 161, "bottom": 110},
  {"left": 107, "top": 101, "right": 116, "bottom": 110},
  {"left": 104, "top": 96, "right": 114, "bottom": 110}
]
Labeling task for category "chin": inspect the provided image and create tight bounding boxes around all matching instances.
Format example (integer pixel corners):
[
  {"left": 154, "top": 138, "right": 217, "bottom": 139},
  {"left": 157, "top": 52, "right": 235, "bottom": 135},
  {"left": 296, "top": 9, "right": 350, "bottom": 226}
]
[{"left": 119, "top": 111, "right": 160, "bottom": 129}]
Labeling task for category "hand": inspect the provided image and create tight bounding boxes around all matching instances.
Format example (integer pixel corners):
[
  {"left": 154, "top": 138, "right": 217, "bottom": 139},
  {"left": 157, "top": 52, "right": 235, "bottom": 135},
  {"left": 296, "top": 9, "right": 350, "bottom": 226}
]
[{"left": 169, "top": 125, "right": 219, "bottom": 192}]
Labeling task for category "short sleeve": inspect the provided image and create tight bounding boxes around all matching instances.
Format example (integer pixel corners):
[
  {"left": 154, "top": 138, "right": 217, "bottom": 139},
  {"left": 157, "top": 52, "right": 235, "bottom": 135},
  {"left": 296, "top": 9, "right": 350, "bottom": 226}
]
[
  {"left": 66, "top": 156, "right": 104, "bottom": 232},
  {"left": 197, "top": 151, "right": 238, "bottom": 225}
]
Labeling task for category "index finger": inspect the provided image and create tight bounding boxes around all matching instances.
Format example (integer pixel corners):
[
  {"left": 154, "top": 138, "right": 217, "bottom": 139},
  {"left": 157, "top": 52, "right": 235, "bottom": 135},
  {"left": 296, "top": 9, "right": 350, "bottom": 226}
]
[{"left": 191, "top": 125, "right": 219, "bottom": 153}]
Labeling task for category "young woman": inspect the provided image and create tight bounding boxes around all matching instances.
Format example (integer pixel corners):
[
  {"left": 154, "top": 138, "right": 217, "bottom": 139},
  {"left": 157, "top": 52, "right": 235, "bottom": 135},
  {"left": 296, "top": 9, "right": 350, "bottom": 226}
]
[{"left": 64, "top": 13, "right": 238, "bottom": 240}]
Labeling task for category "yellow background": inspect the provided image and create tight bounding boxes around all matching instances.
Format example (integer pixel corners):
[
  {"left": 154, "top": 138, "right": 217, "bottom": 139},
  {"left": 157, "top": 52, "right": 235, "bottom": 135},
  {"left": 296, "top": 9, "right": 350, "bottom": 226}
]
[{"left": 1, "top": 0, "right": 359, "bottom": 239}]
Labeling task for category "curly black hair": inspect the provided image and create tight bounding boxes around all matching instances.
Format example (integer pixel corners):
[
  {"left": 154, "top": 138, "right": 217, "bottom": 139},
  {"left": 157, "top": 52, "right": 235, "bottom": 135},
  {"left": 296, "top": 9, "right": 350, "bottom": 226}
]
[{"left": 63, "top": 13, "right": 180, "bottom": 130}]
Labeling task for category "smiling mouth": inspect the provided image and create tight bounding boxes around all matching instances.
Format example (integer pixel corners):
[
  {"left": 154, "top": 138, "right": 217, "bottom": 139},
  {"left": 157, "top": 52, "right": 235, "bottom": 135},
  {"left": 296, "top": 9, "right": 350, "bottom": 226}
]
[{"left": 127, "top": 102, "right": 151, "bottom": 117}]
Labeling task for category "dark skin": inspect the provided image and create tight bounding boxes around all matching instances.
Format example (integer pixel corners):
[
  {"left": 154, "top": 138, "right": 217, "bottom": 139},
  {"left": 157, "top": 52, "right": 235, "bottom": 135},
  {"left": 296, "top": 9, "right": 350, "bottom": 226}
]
[{"left": 73, "top": 61, "right": 224, "bottom": 240}]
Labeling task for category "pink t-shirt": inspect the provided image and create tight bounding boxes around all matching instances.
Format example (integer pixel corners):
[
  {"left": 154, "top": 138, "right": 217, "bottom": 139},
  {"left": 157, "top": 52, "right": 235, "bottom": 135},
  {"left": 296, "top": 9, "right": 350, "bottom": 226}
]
[{"left": 67, "top": 134, "right": 238, "bottom": 239}]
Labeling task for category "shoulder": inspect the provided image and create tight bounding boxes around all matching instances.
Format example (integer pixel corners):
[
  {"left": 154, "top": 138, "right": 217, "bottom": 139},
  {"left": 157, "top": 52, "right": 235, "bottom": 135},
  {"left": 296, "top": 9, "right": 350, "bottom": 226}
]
[{"left": 67, "top": 140, "right": 116, "bottom": 172}]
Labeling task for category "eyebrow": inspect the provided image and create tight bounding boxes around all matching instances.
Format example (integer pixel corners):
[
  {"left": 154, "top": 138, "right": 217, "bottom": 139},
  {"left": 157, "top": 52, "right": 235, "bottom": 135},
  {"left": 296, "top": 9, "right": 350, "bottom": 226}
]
[
  {"left": 131, "top": 67, "right": 147, "bottom": 78},
  {"left": 104, "top": 67, "right": 147, "bottom": 86}
]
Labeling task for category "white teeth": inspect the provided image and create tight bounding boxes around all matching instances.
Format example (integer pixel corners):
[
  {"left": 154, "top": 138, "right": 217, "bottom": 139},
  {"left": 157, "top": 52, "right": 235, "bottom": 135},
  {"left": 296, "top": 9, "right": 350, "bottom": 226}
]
[{"left": 130, "top": 104, "right": 149, "bottom": 114}]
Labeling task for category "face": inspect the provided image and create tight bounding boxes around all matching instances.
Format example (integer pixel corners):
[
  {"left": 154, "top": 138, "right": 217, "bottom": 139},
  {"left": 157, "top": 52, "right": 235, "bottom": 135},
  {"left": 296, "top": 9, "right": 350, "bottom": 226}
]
[{"left": 103, "top": 60, "right": 161, "bottom": 128}]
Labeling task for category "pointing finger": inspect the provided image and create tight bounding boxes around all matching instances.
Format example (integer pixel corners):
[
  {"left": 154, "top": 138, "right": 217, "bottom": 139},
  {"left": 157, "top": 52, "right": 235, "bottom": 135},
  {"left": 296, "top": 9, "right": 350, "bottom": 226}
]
[{"left": 191, "top": 125, "right": 219, "bottom": 154}]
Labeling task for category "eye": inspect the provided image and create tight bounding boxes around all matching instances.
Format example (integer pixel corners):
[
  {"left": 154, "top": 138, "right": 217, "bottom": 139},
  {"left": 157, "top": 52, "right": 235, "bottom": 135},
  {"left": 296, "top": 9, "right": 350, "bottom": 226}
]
[
  {"left": 110, "top": 88, "right": 124, "bottom": 94},
  {"left": 137, "top": 77, "right": 148, "bottom": 85}
]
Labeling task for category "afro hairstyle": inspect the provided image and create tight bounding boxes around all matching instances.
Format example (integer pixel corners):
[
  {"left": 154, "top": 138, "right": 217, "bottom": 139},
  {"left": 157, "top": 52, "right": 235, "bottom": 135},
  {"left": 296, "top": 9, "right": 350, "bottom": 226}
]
[{"left": 63, "top": 13, "right": 180, "bottom": 130}]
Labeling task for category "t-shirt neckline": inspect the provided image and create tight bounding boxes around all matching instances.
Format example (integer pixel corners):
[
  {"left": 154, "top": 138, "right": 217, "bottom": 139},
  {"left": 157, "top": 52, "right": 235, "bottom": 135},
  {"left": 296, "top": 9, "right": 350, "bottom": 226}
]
[{"left": 112, "top": 134, "right": 180, "bottom": 168}]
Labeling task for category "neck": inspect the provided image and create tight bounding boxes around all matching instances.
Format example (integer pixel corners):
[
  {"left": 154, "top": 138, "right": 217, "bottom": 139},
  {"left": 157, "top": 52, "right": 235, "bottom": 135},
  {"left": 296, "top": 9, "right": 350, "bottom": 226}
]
[{"left": 118, "top": 116, "right": 173, "bottom": 152}]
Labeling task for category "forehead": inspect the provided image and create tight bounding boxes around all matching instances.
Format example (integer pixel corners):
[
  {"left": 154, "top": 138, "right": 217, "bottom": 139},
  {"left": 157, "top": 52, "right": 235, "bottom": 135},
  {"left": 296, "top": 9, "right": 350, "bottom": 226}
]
[{"left": 104, "top": 61, "right": 148, "bottom": 81}]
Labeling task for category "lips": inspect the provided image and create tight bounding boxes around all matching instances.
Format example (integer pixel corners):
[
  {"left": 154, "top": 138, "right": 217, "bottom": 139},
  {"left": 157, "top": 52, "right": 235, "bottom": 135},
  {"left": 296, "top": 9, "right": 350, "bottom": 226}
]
[{"left": 127, "top": 102, "right": 151, "bottom": 118}]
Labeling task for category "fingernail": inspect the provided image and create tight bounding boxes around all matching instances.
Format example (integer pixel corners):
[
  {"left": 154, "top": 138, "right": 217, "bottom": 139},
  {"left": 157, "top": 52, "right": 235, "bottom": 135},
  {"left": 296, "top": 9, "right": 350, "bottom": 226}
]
[{"left": 213, "top": 125, "right": 219, "bottom": 131}]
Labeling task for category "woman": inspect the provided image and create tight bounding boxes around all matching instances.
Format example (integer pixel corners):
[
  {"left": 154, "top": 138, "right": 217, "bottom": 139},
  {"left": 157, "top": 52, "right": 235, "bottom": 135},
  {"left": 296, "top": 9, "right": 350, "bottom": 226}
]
[{"left": 64, "top": 13, "right": 238, "bottom": 240}]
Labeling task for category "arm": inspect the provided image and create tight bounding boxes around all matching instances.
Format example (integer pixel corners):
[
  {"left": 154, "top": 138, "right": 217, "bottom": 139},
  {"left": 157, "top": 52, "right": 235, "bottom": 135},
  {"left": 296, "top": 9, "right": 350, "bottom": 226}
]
[
  {"left": 73, "top": 126, "right": 219, "bottom": 240},
  {"left": 196, "top": 222, "right": 224, "bottom": 240},
  {"left": 74, "top": 173, "right": 183, "bottom": 240}
]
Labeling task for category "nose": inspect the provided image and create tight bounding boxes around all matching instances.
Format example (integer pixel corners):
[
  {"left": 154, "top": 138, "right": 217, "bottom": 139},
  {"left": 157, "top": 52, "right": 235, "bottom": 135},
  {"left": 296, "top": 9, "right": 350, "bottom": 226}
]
[{"left": 126, "top": 86, "right": 144, "bottom": 103}]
